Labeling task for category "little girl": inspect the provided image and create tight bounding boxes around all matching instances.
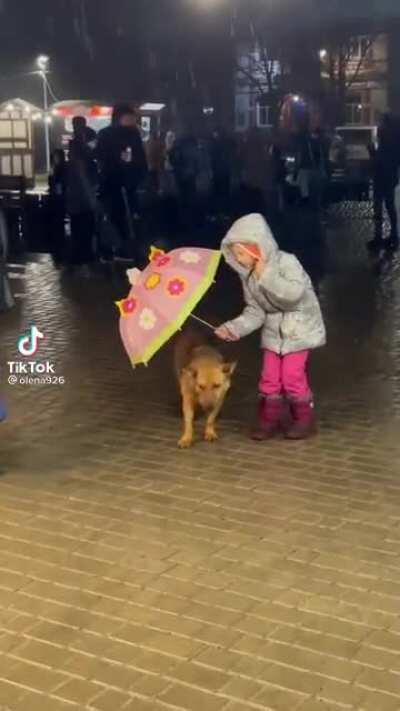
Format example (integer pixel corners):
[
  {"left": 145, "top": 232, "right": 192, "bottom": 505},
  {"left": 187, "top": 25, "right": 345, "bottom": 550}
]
[{"left": 215, "top": 213, "right": 326, "bottom": 439}]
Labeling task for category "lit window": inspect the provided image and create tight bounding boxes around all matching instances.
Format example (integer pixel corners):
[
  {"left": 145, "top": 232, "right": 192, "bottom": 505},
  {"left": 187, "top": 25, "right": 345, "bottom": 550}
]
[
  {"left": 345, "top": 93, "right": 372, "bottom": 126},
  {"left": 257, "top": 104, "right": 271, "bottom": 127},
  {"left": 349, "top": 36, "right": 372, "bottom": 60}
]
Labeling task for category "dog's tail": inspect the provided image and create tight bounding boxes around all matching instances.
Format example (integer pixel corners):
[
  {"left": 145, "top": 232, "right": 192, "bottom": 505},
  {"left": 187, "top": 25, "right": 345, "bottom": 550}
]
[{"left": 174, "top": 327, "right": 211, "bottom": 375}]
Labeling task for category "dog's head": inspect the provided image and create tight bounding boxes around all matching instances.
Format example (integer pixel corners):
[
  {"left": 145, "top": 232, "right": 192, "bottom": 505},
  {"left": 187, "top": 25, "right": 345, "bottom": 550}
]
[{"left": 185, "top": 360, "right": 237, "bottom": 410}]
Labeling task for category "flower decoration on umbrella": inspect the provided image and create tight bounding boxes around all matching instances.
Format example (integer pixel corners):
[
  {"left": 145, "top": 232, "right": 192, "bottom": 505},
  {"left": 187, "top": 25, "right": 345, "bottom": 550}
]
[
  {"left": 149, "top": 246, "right": 171, "bottom": 268},
  {"left": 145, "top": 273, "right": 161, "bottom": 290},
  {"left": 139, "top": 308, "right": 157, "bottom": 331},
  {"left": 179, "top": 250, "right": 201, "bottom": 264},
  {"left": 155, "top": 255, "right": 171, "bottom": 268},
  {"left": 115, "top": 297, "right": 138, "bottom": 317},
  {"left": 167, "top": 278, "right": 186, "bottom": 297},
  {"left": 117, "top": 245, "right": 221, "bottom": 366},
  {"left": 149, "top": 246, "right": 165, "bottom": 262}
]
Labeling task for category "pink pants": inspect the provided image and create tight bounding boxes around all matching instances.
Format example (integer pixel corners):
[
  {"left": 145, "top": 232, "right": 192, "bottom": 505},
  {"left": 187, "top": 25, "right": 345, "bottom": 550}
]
[{"left": 259, "top": 350, "right": 312, "bottom": 401}]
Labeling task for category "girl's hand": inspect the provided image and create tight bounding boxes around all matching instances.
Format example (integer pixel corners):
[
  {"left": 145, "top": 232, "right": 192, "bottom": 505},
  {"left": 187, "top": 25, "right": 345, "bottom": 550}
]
[{"left": 214, "top": 325, "right": 239, "bottom": 342}]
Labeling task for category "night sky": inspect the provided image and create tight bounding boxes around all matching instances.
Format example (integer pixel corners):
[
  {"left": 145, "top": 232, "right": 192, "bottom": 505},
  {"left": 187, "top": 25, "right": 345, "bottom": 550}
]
[
  {"left": 1, "top": 0, "right": 399, "bottom": 110},
  {"left": 0, "top": 0, "right": 233, "bottom": 110}
]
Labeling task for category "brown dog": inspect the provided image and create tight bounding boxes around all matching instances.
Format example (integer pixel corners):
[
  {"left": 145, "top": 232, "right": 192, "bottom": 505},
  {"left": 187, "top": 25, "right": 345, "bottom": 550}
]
[{"left": 174, "top": 329, "right": 237, "bottom": 449}]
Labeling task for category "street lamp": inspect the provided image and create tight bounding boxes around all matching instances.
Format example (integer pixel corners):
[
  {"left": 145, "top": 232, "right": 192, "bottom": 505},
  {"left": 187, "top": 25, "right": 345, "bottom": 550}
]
[
  {"left": 36, "top": 55, "right": 51, "bottom": 173},
  {"left": 37, "top": 55, "right": 49, "bottom": 72},
  {"left": 319, "top": 49, "right": 328, "bottom": 60}
]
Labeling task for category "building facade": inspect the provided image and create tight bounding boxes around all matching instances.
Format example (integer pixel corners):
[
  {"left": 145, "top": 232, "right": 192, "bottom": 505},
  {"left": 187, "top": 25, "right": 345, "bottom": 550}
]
[
  {"left": 234, "top": 33, "right": 389, "bottom": 132},
  {"left": 322, "top": 33, "right": 388, "bottom": 127},
  {"left": 234, "top": 42, "right": 281, "bottom": 132}
]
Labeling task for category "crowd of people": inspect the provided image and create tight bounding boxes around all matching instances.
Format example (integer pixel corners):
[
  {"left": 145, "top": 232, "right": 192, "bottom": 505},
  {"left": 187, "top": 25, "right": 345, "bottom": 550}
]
[
  {"left": 49, "top": 103, "right": 147, "bottom": 273},
  {"left": 46, "top": 105, "right": 400, "bottom": 276}
]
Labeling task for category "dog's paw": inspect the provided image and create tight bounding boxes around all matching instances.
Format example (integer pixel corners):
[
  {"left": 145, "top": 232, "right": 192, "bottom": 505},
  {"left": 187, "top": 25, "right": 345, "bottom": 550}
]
[
  {"left": 178, "top": 436, "right": 193, "bottom": 449},
  {"left": 204, "top": 429, "right": 218, "bottom": 443}
]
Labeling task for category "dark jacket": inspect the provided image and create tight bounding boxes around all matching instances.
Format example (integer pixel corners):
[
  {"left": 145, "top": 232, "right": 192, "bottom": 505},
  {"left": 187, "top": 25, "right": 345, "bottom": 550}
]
[
  {"left": 369, "top": 137, "right": 400, "bottom": 188},
  {"left": 97, "top": 125, "right": 147, "bottom": 191},
  {"left": 48, "top": 163, "right": 68, "bottom": 200},
  {"left": 169, "top": 136, "right": 199, "bottom": 181},
  {"left": 296, "top": 133, "right": 328, "bottom": 172},
  {"left": 210, "top": 134, "right": 234, "bottom": 176},
  {"left": 66, "top": 157, "right": 98, "bottom": 216}
]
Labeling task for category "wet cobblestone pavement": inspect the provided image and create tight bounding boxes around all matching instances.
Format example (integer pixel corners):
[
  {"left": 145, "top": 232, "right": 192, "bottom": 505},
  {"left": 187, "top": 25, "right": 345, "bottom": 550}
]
[{"left": 1, "top": 208, "right": 400, "bottom": 710}]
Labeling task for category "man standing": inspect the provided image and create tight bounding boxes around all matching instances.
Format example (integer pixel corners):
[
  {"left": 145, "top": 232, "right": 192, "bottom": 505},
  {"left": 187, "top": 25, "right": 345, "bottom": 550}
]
[
  {"left": 368, "top": 113, "right": 400, "bottom": 252},
  {"left": 295, "top": 127, "right": 329, "bottom": 210},
  {"left": 146, "top": 130, "right": 165, "bottom": 194},
  {"left": 71, "top": 116, "right": 97, "bottom": 153},
  {"left": 97, "top": 104, "right": 147, "bottom": 259}
]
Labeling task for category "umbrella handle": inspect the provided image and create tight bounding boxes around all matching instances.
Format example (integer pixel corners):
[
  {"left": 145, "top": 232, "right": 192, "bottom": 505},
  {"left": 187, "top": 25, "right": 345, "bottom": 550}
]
[{"left": 189, "top": 314, "right": 215, "bottom": 330}]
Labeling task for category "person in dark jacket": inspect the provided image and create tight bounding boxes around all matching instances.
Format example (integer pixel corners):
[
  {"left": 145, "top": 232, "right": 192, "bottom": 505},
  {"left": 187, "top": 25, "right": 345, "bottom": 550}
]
[
  {"left": 295, "top": 128, "right": 329, "bottom": 210},
  {"left": 69, "top": 116, "right": 97, "bottom": 175},
  {"left": 146, "top": 130, "right": 165, "bottom": 193},
  {"left": 66, "top": 140, "right": 98, "bottom": 275},
  {"left": 210, "top": 127, "right": 234, "bottom": 215},
  {"left": 368, "top": 113, "right": 400, "bottom": 251},
  {"left": 169, "top": 131, "right": 199, "bottom": 209},
  {"left": 269, "top": 142, "right": 287, "bottom": 212},
  {"left": 71, "top": 116, "right": 97, "bottom": 153},
  {"left": 48, "top": 149, "right": 68, "bottom": 265},
  {"left": 97, "top": 104, "right": 147, "bottom": 259}
]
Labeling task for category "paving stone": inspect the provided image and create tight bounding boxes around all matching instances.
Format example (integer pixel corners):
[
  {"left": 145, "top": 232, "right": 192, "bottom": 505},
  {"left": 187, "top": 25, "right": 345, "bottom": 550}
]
[{"left": 1, "top": 233, "right": 400, "bottom": 710}]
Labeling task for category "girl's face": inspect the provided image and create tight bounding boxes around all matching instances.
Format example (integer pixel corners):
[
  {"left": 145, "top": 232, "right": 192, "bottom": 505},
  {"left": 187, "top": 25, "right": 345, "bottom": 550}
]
[{"left": 231, "top": 244, "right": 257, "bottom": 269}]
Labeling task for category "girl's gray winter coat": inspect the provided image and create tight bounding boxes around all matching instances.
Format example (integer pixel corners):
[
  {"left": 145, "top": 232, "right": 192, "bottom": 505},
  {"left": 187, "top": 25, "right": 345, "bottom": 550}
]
[{"left": 221, "top": 214, "right": 326, "bottom": 355}]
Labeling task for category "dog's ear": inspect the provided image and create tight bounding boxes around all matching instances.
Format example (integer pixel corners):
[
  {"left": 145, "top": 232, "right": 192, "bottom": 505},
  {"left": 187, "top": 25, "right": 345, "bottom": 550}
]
[{"left": 222, "top": 361, "right": 237, "bottom": 376}]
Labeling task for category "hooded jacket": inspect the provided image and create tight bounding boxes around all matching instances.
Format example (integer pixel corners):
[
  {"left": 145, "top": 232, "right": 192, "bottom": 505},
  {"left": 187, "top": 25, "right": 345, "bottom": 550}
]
[{"left": 221, "top": 214, "right": 326, "bottom": 354}]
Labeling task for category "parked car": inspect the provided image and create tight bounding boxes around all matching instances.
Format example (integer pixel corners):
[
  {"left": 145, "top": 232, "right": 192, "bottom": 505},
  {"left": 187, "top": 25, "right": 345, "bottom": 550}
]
[
  {"left": 329, "top": 126, "right": 377, "bottom": 202},
  {"left": 334, "top": 125, "right": 378, "bottom": 163}
]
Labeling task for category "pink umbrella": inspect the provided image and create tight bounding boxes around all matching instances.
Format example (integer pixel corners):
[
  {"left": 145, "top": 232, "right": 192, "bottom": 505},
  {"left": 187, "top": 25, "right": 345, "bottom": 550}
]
[{"left": 116, "top": 246, "right": 221, "bottom": 366}]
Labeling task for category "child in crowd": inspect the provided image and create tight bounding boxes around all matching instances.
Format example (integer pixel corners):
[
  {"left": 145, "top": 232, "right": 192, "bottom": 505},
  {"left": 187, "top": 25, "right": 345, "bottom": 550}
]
[{"left": 215, "top": 213, "right": 326, "bottom": 439}]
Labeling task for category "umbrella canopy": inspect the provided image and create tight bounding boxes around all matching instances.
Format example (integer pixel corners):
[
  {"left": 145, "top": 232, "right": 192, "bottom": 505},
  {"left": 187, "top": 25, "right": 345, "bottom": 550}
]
[{"left": 117, "top": 246, "right": 221, "bottom": 366}]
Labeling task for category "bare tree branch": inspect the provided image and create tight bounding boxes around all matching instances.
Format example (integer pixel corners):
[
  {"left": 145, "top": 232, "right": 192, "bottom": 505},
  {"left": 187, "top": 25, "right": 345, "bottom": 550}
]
[
  {"left": 236, "top": 62, "right": 266, "bottom": 97},
  {"left": 345, "top": 37, "right": 375, "bottom": 90}
]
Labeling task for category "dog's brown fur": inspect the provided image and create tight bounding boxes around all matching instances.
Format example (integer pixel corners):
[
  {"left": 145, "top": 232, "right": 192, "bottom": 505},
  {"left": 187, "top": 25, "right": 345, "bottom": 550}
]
[{"left": 174, "top": 329, "right": 237, "bottom": 448}]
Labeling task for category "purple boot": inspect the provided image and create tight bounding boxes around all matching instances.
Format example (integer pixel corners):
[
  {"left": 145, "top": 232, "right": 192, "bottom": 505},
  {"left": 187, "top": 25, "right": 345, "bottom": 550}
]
[
  {"left": 251, "top": 397, "right": 284, "bottom": 441},
  {"left": 285, "top": 400, "right": 316, "bottom": 440}
]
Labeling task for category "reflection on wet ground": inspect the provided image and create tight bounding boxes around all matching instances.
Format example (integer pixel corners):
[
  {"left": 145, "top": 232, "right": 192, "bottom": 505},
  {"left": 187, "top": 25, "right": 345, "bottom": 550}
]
[
  {"left": 1, "top": 203, "right": 399, "bottom": 472},
  {"left": 2, "top": 202, "right": 400, "bottom": 462},
  {"left": 1, "top": 204, "right": 400, "bottom": 710}
]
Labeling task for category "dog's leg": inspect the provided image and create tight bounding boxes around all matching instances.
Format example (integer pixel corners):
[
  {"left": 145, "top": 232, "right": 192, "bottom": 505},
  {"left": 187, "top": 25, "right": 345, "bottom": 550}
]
[
  {"left": 204, "top": 398, "right": 224, "bottom": 443},
  {"left": 178, "top": 391, "right": 195, "bottom": 449}
]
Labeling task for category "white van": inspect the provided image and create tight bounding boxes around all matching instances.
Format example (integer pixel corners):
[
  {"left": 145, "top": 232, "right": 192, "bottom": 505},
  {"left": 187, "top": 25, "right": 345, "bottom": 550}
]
[
  {"left": 328, "top": 126, "right": 377, "bottom": 200},
  {"left": 334, "top": 126, "right": 378, "bottom": 163}
]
